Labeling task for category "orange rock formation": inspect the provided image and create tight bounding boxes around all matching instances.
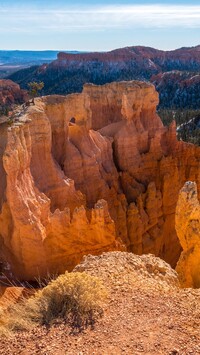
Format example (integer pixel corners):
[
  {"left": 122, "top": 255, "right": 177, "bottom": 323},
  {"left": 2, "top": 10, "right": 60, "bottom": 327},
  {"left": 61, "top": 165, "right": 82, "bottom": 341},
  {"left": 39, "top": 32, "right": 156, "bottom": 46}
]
[
  {"left": 175, "top": 181, "right": 200, "bottom": 288},
  {"left": 0, "top": 81, "right": 200, "bottom": 280},
  {"left": 0, "top": 79, "right": 27, "bottom": 106}
]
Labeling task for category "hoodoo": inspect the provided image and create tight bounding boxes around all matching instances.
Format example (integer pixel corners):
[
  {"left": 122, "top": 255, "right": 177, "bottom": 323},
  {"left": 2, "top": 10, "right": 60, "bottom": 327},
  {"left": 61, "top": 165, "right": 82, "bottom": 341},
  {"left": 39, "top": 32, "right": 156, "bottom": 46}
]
[
  {"left": 0, "top": 80, "right": 200, "bottom": 280},
  {"left": 176, "top": 181, "right": 200, "bottom": 288}
]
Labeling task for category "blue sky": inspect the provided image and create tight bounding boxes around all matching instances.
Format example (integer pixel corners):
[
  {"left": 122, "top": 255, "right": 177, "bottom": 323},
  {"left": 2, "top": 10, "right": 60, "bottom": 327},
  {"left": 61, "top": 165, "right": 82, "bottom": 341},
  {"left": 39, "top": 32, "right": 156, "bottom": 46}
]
[{"left": 1, "top": 1, "right": 200, "bottom": 51}]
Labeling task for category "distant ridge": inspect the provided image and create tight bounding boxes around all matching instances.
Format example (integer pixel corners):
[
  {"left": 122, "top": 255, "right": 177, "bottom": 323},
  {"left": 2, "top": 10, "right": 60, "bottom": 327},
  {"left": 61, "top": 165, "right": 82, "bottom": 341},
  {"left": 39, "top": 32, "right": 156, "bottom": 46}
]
[{"left": 8, "top": 44, "right": 200, "bottom": 109}]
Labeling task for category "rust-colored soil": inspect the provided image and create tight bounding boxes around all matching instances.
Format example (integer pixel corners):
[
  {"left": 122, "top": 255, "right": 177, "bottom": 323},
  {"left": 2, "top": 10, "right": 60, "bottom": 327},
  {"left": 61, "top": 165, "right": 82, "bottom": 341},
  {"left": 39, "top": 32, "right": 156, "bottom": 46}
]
[{"left": 0, "top": 252, "right": 200, "bottom": 355}]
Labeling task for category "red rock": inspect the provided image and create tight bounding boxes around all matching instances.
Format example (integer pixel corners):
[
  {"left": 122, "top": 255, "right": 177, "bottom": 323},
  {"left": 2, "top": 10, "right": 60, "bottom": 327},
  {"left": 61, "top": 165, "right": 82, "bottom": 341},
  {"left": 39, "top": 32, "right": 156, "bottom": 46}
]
[
  {"left": 0, "top": 81, "right": 200, "bottom": 280},
  {"left": 0, "top": 79, "right": 27, "bottom": 106},
  {"left": 57, "top": 45, "right": 200, "bottom": 66},
  {"left": 175, "top": 181, "right": 200, "bottom": 288}
]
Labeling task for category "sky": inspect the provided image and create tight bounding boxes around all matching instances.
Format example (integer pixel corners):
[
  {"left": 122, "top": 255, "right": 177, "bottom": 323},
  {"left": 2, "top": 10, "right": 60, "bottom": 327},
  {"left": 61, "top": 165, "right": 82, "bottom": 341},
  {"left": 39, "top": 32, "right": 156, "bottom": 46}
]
[{"left": 1, "top": 0, "right": 200, "bottom": 51}]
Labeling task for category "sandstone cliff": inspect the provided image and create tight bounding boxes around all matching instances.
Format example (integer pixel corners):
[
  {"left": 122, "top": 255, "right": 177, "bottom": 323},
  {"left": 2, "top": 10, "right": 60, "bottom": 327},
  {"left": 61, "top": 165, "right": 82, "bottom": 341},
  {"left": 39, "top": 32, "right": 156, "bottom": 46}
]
[
  {"left": 0, "top": 80, "right": 200, "bottom": 280},
  {"left": 175, "top": 181, "right": 200, "bottom": 288},
  {"left": 0, "top": 80, "right": 27, "bottom": 107}
]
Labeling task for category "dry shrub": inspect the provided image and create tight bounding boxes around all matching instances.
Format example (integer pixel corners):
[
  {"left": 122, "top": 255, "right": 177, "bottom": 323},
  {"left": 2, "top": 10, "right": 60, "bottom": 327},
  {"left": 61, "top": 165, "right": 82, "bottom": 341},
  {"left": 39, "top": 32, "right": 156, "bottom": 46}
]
[{"left": 1, "top": 271, "right": 107, "bottom": 335}]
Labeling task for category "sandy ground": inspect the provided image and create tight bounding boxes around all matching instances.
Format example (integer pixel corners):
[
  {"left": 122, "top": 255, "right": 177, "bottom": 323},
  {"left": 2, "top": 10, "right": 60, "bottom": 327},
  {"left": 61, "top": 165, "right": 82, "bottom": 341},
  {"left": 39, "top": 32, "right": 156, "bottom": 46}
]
[{"left": 0, "top": 252, "right": 200, "bottom": 355}]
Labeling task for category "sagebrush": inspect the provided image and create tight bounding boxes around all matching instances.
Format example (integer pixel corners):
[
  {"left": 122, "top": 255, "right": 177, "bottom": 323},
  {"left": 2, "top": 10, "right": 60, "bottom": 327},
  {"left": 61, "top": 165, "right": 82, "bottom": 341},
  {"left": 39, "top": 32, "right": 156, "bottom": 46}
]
[{"left": 0, "top": 271, "right": 107, "bottom": 336}]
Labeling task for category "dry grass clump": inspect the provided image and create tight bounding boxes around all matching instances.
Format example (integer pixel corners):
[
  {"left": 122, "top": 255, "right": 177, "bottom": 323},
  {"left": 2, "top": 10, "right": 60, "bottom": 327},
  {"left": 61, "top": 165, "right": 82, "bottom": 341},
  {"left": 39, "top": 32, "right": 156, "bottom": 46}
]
[
  {"left": 0, "top": 271, "right": 107, "bottom": 336},
  {"left": 0, "top": 306, "right": 11, "bottom": 337}
]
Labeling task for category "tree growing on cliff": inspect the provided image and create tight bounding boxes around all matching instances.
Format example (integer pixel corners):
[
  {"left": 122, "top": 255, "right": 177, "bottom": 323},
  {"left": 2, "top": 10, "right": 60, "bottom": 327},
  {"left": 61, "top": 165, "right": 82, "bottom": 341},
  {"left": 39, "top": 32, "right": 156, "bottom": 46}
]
[{"left": 28, "top": 81, "right": 44, "bottom": 104}]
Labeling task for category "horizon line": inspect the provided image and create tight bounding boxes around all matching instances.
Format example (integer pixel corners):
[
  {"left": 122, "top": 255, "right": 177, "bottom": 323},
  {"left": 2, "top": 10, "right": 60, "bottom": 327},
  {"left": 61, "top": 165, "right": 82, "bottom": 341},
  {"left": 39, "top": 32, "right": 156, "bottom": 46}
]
[{"left": 1, "top": 44, "right": 200, "bottom": 52}]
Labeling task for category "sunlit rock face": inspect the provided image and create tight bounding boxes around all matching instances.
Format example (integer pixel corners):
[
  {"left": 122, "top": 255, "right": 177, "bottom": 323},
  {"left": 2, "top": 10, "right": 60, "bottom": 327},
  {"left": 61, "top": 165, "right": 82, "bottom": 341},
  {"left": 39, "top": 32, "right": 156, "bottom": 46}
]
[
  {"left": 0, "top": 80, "right": 200, "bottom": 281},
  {"left": 175, "top": 181, "right": 200, "bottom": 288}
]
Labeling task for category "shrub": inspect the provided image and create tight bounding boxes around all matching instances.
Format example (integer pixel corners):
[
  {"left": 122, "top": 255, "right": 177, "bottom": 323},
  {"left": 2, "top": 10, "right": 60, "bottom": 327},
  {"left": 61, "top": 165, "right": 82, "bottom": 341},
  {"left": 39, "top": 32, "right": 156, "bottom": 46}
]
[
  {"left": 1, "top": 271, "right": 107, "bottom": 335},
  {"left": 28, "top": 81, "right": 44, "bottom": 103}
]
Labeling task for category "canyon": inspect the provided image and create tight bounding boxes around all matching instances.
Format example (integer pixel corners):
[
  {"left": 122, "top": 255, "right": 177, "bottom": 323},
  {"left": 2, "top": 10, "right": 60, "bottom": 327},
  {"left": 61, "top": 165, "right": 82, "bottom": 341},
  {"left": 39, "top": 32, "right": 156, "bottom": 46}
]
[
  {"left": 0, "top": 80, "right": 200, "bottom": 281},
  {"left": 8, "top": 45, "right": 200, "bottom": 109}
]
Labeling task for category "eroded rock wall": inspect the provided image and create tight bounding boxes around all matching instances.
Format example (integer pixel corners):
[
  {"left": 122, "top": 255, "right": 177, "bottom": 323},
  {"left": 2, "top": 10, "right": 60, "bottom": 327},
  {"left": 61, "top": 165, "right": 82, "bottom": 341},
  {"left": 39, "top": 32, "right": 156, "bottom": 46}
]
[
  {"left": 0, "top": 108, "right": 119, "bottom": 280},
  {"left": 175, "top": 181, "right": 200, "bottom": 288},
  {"left": 0, "top": 81, "right": 200, "bottom": 280},
  {"left": 0, "top": 79, "right": 27, "bottom": 106}
]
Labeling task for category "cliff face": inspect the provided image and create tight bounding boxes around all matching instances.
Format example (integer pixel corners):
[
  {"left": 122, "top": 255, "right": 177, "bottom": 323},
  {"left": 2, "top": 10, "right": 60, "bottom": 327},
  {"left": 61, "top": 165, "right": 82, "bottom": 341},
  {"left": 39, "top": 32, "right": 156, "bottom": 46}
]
[
  {"left": 0, "top": 81, "right": 200, "bottom": 281},
  {"left": 56, "top": 45, "right": 200, "bottom": 69},
  {"left": 0, "top": 80, "right": 27, "bottom": 106},
  {"left": 175, "top": 181, "right": 200, "bottom": 288}
]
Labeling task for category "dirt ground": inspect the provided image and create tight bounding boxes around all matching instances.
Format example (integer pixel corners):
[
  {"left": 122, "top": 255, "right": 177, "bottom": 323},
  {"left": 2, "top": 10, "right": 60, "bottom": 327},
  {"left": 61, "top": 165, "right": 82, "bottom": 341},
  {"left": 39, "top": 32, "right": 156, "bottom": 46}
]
[{"left": 0, "top": 252, "right": 200, "bottom": 355}]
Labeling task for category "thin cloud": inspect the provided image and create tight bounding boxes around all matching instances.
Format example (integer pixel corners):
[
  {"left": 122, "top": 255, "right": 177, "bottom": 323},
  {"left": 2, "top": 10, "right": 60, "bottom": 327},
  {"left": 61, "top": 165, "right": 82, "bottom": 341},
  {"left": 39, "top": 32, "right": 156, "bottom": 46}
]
[{"left": 1, "top": 5, "right": 200, "bottom": 33}]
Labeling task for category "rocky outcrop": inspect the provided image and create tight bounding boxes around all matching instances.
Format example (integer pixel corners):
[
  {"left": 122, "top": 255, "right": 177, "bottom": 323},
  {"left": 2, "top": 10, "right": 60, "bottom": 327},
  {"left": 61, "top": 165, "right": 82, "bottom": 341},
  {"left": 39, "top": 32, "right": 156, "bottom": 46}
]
[
  {"left": 175, "top": 181, "right": 200, "bottom": 288},
  {"left": 0, "top": 80, "right": 27, "bottom": 107},
  {"left": 0, "top": 92, "right": 121, "bottom": 280},
  {"left": 0, "top": 80, "right": 200, "bottom": 281},
  {"left": 74, "top": 251, "right": 180, "bottom": 289}
]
